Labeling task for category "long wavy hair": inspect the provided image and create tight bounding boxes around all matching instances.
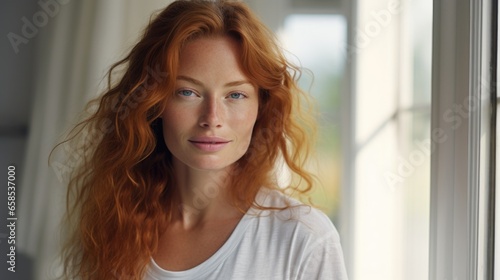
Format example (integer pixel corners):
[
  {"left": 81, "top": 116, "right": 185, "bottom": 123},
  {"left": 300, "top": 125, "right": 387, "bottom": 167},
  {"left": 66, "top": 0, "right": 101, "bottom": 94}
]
[{"left": 57, "top": 0, "right": 317, "bottom": 279}]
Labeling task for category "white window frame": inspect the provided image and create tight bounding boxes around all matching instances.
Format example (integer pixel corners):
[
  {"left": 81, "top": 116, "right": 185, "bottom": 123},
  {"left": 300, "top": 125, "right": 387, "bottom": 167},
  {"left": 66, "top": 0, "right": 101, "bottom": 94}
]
[{"left": 429, "top": 0, "right": 494, "bottom": 279}]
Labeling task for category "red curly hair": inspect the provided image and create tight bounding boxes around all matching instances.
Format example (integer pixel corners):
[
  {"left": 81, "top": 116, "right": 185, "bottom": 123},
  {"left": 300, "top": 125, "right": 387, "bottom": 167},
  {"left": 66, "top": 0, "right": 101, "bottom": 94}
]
[{"left": 57, "top": 0, "right": 317, "bottom": 279}]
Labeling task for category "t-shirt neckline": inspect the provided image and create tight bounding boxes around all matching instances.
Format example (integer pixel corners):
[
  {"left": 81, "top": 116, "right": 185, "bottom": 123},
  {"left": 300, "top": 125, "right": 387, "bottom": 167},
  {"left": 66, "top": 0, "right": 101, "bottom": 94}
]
[{"left": 148, "top": 189, "right": 271, "bottom": 279}]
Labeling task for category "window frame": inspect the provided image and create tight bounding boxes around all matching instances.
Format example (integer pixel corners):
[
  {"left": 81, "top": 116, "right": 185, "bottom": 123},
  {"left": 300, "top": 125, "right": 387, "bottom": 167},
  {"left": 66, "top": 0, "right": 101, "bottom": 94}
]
[{"left": 429, "top": 0, "right": 494, "bottom": 279}]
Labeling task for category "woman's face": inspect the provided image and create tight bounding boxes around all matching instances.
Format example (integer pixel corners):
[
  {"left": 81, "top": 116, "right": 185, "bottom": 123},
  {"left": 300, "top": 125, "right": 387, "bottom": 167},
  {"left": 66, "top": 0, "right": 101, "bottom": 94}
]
[{"left": 161, "top": 36, "right": 259, "bottom": 171}]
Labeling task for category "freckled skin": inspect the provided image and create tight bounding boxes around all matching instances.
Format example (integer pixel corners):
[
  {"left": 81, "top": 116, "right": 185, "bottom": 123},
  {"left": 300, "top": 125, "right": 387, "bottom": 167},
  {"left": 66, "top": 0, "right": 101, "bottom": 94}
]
[{"left": 161, "top": 36, "right": 259, "bottom": 171}]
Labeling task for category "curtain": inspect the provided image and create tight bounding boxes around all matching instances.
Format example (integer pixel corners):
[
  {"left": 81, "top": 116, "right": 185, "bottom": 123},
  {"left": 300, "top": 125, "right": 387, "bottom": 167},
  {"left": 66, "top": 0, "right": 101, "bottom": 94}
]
[{"left": 17, "top": 1, "right": 173, "bottom": 279}]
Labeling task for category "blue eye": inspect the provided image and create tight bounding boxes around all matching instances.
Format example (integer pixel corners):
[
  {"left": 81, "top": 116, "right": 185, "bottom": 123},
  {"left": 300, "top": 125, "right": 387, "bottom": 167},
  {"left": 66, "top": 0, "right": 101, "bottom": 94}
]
[
  {"left": 228, "top": 92, "right": 245, "bottom": 99},
  {"left": 178, "top": 89, "right": 195, "bottom": 97}
]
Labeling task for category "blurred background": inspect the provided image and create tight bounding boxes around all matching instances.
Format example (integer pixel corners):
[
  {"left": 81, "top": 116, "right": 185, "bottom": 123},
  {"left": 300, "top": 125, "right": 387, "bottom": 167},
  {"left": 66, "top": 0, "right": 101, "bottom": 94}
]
[{"left": 0, "top": 0, "right": 433, "bottom": 279}]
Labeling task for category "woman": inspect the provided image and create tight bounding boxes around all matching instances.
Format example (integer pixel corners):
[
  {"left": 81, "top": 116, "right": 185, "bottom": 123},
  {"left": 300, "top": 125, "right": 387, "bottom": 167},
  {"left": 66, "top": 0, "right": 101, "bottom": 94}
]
[{"left": 59, "top": 0, "right": 348, "bottom": 279}]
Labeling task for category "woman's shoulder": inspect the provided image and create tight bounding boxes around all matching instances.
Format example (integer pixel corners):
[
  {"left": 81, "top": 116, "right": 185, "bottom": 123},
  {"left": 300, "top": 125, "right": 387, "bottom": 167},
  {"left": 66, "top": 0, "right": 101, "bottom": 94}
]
[{"left": 252, "top": 187, "right": 340, "bottom": 242}]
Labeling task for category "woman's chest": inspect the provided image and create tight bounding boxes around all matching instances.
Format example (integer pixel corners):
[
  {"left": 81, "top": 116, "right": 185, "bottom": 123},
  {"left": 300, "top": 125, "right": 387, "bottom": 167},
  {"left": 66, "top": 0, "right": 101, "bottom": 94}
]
[{"left": 152, "top": 220, "right": 239, "bottom": 271}]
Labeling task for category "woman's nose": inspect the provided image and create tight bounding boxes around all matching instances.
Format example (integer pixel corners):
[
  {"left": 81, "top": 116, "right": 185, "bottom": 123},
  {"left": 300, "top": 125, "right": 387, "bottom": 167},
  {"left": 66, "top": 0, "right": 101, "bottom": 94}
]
[{"left": 198, "top": 98, "right": 222, "bottom": 128}]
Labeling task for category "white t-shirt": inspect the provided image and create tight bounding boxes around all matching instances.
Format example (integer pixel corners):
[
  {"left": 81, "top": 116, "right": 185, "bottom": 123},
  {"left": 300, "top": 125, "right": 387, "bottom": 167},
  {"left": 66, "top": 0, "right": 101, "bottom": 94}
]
[{"left": 145, "top": 188, "right": 348, "bottom": 280}]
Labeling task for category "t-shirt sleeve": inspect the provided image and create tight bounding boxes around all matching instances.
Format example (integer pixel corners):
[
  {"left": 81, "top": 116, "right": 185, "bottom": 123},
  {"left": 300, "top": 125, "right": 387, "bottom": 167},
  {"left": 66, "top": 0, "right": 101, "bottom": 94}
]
[{"left": 294, "top": 230, "right": 349, "bottom": 280}]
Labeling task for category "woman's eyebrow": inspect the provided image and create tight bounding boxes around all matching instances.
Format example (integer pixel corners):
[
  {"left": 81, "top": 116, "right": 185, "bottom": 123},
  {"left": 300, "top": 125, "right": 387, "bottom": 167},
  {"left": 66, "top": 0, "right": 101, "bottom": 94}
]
[
  {"left": 176, "top": 75, "right": 253, "bottom": 88},
  {"left": 224, "top": 80, "right": 253, "bottom": 87},
  {"left": 176, "top": 75, "right": 203, "bottom": 86}
]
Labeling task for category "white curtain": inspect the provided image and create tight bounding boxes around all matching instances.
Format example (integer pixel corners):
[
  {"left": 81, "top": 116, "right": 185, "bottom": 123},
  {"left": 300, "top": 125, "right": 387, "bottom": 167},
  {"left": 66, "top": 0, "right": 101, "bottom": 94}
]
[{"left": 18, "top": 1, "right": 173, "bottom": 279}]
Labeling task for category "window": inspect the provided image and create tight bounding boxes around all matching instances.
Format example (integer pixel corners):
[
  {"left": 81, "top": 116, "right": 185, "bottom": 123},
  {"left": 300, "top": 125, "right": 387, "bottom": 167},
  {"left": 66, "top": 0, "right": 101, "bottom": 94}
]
[
  {"left": 279, "top": 14, "right": 347, "bottom": 223},
  {"left": 430, "top": 0, "right": 495, "bottom": 278},
  {"left": 349, "top": 0, "right": 432, "bottom": 278},
  {"left": 251, "top": 0, "right": 433, "bottom": 278}
]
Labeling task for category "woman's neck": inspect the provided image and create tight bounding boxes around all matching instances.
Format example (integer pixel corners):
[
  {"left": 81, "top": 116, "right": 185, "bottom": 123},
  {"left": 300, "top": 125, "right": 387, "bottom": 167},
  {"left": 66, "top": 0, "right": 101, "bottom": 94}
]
[{"left": 170, "top": 160, "right": 239, "bottom": 230}]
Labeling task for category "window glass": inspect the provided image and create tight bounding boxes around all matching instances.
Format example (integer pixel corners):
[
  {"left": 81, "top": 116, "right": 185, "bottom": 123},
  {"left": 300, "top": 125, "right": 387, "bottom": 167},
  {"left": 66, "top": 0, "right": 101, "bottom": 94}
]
[
  {"left": 353, "top": 0, "right": 432, "bottom": 278},
  {"left": 274, "top": 0, "right": 432, "bottom": 278},
  {"left": 279, "top": 15, "right": 347, "bottom": 222}
]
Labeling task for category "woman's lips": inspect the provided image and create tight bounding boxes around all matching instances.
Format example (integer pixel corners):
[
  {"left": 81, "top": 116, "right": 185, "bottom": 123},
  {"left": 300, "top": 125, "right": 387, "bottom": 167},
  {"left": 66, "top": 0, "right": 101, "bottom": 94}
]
[{"left": 188, "top": 137, "right": 231, "bottom": 152}]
